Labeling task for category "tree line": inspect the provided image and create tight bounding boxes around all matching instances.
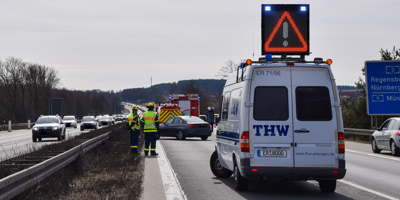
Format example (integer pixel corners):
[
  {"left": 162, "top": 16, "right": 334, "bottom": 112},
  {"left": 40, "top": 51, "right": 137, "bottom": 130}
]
[{"left": 0, "top": 57, "right": 120, "bottom": 123}]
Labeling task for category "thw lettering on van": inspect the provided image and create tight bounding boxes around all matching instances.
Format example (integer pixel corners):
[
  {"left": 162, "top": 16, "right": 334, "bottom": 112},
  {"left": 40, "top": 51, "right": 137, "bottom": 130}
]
[{"left": 253, "top": 125, "right": 290, "bottom": 136}]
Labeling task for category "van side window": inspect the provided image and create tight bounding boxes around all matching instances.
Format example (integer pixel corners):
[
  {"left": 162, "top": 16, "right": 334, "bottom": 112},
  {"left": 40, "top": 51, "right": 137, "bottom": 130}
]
[
  {"left": 296, "top": 87, "right": 332, "bottom": 121},
  {"left": 221, "top": 92, "right": 231, "bottom": 121},
  {"left": 254, "top": 86, "right": 288, "bottom": 120},
  {"left": 229, "top": 89, "right": 241, "bottom": 119}
]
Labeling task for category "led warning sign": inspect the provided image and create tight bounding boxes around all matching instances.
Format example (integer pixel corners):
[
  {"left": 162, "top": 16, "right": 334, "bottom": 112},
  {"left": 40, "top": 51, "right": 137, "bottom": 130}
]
[{"left": 262, "top": 4, "right": 310, "bottom": 55}]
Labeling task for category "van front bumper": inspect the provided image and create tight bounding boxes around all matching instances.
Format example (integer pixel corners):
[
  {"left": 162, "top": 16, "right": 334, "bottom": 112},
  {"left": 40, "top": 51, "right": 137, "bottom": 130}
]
[{"left": 240, "top": 158, "right": 346, "bottom": 180}]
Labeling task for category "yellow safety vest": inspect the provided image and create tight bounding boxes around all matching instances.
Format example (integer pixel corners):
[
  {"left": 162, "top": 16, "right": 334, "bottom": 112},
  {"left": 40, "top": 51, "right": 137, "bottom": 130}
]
[
  {"left": 143, "top": 111, "right": 158, "bottom": 132},
  {"left": 128, "top": 113, "right": 140, "bottom": 130}
]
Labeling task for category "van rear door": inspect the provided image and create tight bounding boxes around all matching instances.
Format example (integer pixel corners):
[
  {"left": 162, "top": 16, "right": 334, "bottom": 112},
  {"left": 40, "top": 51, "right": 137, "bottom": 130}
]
[
  {"left": 249, "top": 66, "right": 294, "bottom": 167},
  {"left": 291, "top": 66, "right": 338, "bottom": 168}
]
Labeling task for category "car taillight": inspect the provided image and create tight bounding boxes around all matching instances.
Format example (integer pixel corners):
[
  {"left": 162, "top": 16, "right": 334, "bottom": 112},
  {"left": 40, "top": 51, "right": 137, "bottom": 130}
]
[
  {"left": 188, "top": 125, "right": 196, "bottom": 128},
  {"left": 396, "top": 131, "right": 400, "bottom": 136},
  {"left": 338, "top": 132, "right": 345, "bottom": 154},
  {"left": 207, "top": 124, "right": 212, "bottom": 128},
  {"left": 241, "top": 131, "right": 249, "bottom": 152}
]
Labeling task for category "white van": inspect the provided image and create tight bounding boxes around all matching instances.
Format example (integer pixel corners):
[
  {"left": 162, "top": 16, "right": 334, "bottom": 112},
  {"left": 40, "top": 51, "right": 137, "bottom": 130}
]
[{"left": 210, "top": 57, "right": 346, "bottom": 192}]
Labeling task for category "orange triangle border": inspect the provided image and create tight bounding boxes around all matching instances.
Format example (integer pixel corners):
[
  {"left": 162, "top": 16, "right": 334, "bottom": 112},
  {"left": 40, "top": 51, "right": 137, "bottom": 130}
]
[{"left": 264, "top": 11, "right": 308, "bottom": 53}]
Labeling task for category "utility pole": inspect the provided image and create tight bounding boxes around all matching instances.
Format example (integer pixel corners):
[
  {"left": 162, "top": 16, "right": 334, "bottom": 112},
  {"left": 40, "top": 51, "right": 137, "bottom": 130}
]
[{"left": 150, "top": 76, "right": 152, "bottom": 88}]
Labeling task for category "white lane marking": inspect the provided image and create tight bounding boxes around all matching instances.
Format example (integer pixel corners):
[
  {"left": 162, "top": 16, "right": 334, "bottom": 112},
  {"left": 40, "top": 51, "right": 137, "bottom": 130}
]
[
  {"left": 346, "top": 149, "right": 400, "bottom": 162},
  {"left": 157, "top": 141, "right": 187, "bottom": 200},
  {"left": 339, "top": 179, "right": 399, "bottom": 200}
]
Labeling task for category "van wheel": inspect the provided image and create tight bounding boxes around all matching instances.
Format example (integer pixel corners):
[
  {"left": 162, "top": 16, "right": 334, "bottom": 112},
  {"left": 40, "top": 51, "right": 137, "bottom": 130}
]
[
  {"left": 210, "top": 150, "right": 232, "bottom": 178},
  {"left": 201, "top": 136, "right": 208, "bottom": 140},
  {"left": 177, "top": 130, "right": 185, "bottom": 140},
  {"left": 390, "top": 141, "right": 400, "bottom": 156},
  {"left": 319, "top": 180, "right": 336, "bottom": 193},
  {"left": 234, "top": 164, "right": 248, "bottom": 191},
  {"left": 371, "top": 138, "right": 381, "bottom": 153}
]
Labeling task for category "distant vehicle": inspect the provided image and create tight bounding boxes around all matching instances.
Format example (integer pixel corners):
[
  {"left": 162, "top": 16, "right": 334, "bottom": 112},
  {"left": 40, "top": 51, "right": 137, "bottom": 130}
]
[
  {"left": 110, "top": 115, "right": 116, "bottom": 124},
  {"left": 99, "top": 115, "right": 113, "bottom": 126},
  {"left": 123, "top": 113, "right": 129, "bottom": 121},
  {"left": 199, "top": 115, "right": 207, "bottom": 122},
  {"left": 159, "top": 116, "right": 212, "bottom": 140},
  {"left": 115, "top": 114, "right": 124, "bottom": 122},
  {"left": 169, "top": 94, "right": 200, "bottom": 117},
  {"left": 32, "top": 115, "right": 66, "bottom": 142},
  {"left": 63, "top": 115, "right": 77, "bottom": 128},
  {"left": 95, "top": 115, "right": 102, "bottom": 122},
  {"left": 158, "top": 103, "right": 182, "bottom": 123},
  {"left": 80, "top": 116, "right": 97, "bottom": 131},
  {"left": 371, "top": 117, "right": 400, "bottom": 156}
]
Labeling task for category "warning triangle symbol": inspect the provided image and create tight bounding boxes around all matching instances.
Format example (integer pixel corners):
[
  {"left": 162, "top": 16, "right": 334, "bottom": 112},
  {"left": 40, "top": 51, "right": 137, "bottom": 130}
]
[{"left": 264, "top": 11, "right": 308, "bottom": 53}]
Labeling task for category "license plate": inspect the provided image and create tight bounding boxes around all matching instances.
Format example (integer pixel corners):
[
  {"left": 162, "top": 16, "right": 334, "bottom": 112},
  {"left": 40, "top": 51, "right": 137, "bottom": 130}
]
[{"left": 258, "top": 150, "right": 287, "bottom": 157}]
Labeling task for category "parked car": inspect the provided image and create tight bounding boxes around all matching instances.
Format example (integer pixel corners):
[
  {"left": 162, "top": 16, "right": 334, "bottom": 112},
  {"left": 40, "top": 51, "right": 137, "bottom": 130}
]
[
  {"left": 80, "top": 116, "right": 97, "bottom": 131},
  {"left": 159, "top": 116, "right": 212, "bottom": 140},
  {"left": 98, "top": 115, "right": 113, "bottom": 126},
  {"left": 371, "top": 117, "right": 400, "bottom": 156},
  {"left": 32, "top": 115, "right": 66, "bottom": 142},
  {"left": 63, "top": 115, "right": 77, "bottom": 128}
]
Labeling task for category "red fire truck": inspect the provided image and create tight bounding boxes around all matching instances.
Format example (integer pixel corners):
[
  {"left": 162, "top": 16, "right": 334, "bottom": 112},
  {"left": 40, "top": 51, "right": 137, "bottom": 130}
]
[
  {"left": 158, "top": 103, "right": 182, "bottom": 123},
  {"left": 169, "top": 94, "right": 200, "bottom": 117}
]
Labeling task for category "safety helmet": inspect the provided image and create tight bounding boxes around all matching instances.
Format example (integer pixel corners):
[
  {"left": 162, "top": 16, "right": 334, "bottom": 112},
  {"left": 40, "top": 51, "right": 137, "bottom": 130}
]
[
  {"left": 132, "top": 105, "right": 138, "bottom": 110},
  {"left": 147, "top": 102, "right": 154, "bottom": 108}
]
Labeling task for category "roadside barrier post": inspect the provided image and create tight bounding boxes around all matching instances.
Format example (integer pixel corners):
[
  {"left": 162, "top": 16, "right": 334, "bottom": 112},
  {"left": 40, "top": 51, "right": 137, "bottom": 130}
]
[
  {"left": 28, "top": 120, "right": 31, "bottom": 129},
  {"left": 8, "top": 120, "right": 11, "bottom": 132}
]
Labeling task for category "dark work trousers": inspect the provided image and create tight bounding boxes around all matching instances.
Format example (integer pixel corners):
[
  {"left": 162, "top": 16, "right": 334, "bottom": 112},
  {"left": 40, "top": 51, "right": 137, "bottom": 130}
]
[
  {"left": 144, "top": 132, "right": 157, "bottom": 155},
  {"left": 130, "top": 129, "right": 140, "bottom": 153}
]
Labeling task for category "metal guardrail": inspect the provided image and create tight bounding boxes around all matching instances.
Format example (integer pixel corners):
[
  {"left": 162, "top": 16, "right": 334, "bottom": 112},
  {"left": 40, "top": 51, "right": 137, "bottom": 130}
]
[
  {"left": 0, "top": 131, "right": 110, "bottom": 200},
  {"left": 344, "top": 128, "right": 375, "bottom": 137}
]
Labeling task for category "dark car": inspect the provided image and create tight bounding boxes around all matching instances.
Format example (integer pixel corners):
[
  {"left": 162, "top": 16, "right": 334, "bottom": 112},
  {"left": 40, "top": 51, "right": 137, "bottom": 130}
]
[
  {"left": 80, "top": 116, "right": 98, "bottom": 131},
  {"left": 159, "top": 116, "right": 212, "bottom": 140},
  {"left": 32, "top": 115, "right": 66, "bottom": 142}
]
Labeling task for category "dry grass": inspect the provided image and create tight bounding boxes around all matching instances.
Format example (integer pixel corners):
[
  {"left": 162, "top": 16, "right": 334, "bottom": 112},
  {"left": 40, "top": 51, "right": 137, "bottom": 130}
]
[{"left": 12, "top": 123, "right": 144, "bottom": 200}]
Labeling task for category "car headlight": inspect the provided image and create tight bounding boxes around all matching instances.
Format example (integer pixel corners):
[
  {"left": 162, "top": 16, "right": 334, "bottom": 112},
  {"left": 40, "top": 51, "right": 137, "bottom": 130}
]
[
  {"left": 53, "top": 126, "right": 58, "bottom": 130},
  {"left": 33, "top": 127, "right": 38, "bottom": 131}
]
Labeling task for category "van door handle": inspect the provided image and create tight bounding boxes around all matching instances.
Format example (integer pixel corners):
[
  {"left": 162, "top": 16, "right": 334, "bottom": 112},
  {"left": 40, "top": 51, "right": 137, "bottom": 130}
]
[{"left": 295, "top": 129, "right": 310, "bottom": 133}]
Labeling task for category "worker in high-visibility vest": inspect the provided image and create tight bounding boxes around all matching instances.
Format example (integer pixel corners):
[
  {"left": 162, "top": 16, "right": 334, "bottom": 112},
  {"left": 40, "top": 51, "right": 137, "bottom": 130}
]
[
  {"left": 140, "top": 102, "right": 159, "bottom": 156},
  {"left": 127, "top": 105, "right": 140, "bottom": 154}
]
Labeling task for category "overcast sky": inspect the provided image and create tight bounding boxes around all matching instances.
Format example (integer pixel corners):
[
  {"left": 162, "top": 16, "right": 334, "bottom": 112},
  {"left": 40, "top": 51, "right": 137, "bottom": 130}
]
[{"left": 1, "top": 0, "right": 398, "bottom": 91}]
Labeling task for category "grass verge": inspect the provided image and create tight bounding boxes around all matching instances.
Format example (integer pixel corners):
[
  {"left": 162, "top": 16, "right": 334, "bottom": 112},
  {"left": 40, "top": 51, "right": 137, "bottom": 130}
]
[{"left": 11, "top": 123, "right": 144, "bottom": 200}]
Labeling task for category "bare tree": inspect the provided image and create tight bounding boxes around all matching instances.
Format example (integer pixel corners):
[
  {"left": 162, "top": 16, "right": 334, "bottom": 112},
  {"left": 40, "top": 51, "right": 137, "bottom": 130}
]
[{"left": 215, "top": 60, "right": 245, "bottom": 79}]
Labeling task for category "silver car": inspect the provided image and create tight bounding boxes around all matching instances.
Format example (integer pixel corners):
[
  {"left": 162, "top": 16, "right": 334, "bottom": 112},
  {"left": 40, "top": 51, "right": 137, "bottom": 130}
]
[{"left": 371, "top": 117, "right": 400, "bottom": 156}]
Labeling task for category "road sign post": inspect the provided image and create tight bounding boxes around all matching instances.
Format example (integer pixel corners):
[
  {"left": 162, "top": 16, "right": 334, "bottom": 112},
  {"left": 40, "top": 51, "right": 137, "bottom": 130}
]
[{"left": 365, "top": 61, "right": 400, "bottom": 115}]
